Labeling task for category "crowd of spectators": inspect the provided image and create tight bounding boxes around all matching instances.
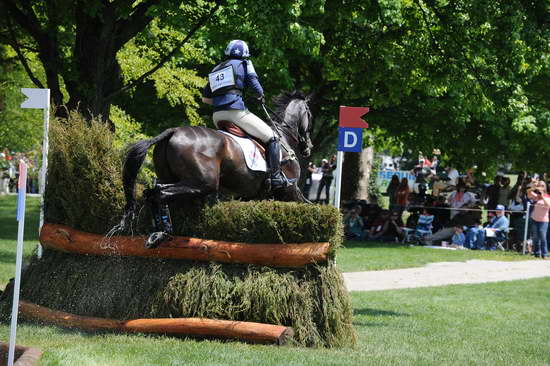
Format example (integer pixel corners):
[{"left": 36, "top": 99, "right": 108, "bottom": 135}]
[
  {"left": 342, "top": 155, "right": 550, "bottom": 260},
  {"left": 0, "top": 149, "right": 40, "bottom": 194}
]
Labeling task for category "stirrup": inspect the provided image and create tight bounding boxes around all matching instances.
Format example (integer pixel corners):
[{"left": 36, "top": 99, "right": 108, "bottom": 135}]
[{"left": 269, "top": 172, "right": 296, "bottom": 189}]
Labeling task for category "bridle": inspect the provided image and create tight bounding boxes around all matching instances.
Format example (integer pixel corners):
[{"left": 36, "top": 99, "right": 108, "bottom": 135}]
[{"left": 262, "top": 100, "right": 311, "bottom": 148}]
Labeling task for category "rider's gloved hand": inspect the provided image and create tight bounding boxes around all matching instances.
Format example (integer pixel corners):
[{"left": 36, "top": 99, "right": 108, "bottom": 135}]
[{"left": 257, "top": 95, "right": 265, "bottom": 104}]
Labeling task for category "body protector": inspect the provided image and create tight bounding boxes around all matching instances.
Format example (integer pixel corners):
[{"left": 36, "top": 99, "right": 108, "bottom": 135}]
[
  {"left": 204, "top": 59, "right": 262, "bottom": 110},
  {"left": 208, "top": 60, "right": 242, "bottom": 96}
]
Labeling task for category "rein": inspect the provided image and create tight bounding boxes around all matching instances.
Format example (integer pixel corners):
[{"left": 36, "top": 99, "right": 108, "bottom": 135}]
[{"left": 261, "top": 102, "right": 303, "bottom": 146}]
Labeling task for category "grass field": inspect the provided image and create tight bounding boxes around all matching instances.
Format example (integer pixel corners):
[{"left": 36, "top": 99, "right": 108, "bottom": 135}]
[
  {"left": 0, "top": 195, "right": 41, "bottom": 288},
  {"left": 337, "top": 241, "right": 534, "bottom": 273},
  {"left": 1, "top": 195, "right": 549, "bottom": 365},
  {"left": 1, "top": 279, "right": 548, "bottom": 365}
]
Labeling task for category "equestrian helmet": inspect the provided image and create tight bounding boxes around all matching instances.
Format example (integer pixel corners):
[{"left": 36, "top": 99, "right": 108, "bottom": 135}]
[{"left": 225, "top": 40, "right": 250, "bottom": 58}]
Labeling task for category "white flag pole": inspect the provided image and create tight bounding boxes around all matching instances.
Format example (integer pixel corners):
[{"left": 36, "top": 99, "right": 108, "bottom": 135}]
[
  {"left": 334, "top": 151, "right": 344, "bottom": 210},
  {"left": 37, "top": 90, "right": 50, "bottom": 258},
  {"left": 21, "top": 88, "right": 50, "bottom": 258},
  {"left": 8, "top": 161, "right": 27, "bottom": 366}
]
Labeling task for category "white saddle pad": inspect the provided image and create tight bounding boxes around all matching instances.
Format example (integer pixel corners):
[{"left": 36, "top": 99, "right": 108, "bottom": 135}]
[{"left": 219, "top": 131, "right": 267, "bottom": 172}]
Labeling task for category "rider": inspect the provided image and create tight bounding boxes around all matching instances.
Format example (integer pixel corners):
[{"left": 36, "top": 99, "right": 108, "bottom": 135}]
[{"left": 201, "top": 39, "right": 292, "bottom": 189}]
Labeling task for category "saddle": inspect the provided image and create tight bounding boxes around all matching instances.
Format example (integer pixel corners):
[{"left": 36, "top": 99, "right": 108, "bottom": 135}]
[{"left": 217, "top": 120, "right": 266, "bottom": 157}]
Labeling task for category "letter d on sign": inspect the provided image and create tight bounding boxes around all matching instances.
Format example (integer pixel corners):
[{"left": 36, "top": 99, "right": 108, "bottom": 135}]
[
  {"left": 344, "top": 131, "right": 357, "bottom": 148},
  {"left": 337, "top": 127, "right": 362, "bottom": 152}
]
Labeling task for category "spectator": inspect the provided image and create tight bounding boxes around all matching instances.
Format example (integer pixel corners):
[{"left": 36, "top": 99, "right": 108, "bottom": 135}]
[
  {"left": 362, "top": 203, "right": 382, "bottom": 231},
  {"left": 451, "top": 226, "right": 466, "bottom": 248},
  {"left": 445, "top": 166, "right": 460, "bottom": 187},
  {"left": 386, "top": 175, "right": 400, "bottom": 211},
  {"left": 431, "top": 174, "right": 450, "bottom": 197},
  {"left": 315, "top": 156, "right": 336, "bottom": 204},
  {"left": 415, "top": 208, "right": 434, "bottom": 242},
  {"left": 422, "top": 206, "right": 481, "bottom": 245},
  {"left": 447, "top": 181, "right": 477, "bottom": 219},
  {"left": 394, "top": 178, "right": 410, "bottom": 214},
  {"left": 468, "top": 205, "right": 509, "bottom": 250},
  {"left": 0, "top": 150, "right": 10, "bottom": 195},
  {"left": 497, "top": 177, "right": 511, "bottom": 209},
  {"left": 464, "top": 168, "right": 476, "bottom": 188},
  {"left": 484, "top": 176, "right": 502, "bottom": 210},
  {"left": 303, "top": 162, "right": 316, "bottom": 200},
  {"left": 366, "top": 210, "right": 404, "bottom": 242},
  {"left": 508, "top": 177, "right": 528, "bottom": 248},
  {"left": 527, "top": 181, "right": 550, "bottom": 259},
  {"left": 411, "top": 167, "right": 428, "bottom": 205},
  {"left": 344, "top": 205, "right": 365, "bottom": 240},
  {"left": 431, "top": 195, "right": 451, "bottom": 232}
]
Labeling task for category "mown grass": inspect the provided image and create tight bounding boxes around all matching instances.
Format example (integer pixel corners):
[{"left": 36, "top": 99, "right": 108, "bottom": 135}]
[
  {"left": 337, "top": 240, "right": 534, "bottom": 273},
  {"left": 0, "top": 278, "right": 548, "bottom": 365}
]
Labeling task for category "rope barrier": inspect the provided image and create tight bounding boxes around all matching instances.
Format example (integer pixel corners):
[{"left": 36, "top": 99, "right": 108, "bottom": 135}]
[{"left": 405, "top": 205, "right": 528, "bottom": 215}]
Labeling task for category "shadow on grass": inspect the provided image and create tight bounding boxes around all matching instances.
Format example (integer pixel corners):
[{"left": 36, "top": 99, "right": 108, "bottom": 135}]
[
  {"left": 352, "top": 308, "right": 409, "bottom": 327},
  {"left": 353, "top": 308, "right": 409, "bottom": 317},
  {"left": 343, "top": 240, "right": 412, "bottom": 250}
]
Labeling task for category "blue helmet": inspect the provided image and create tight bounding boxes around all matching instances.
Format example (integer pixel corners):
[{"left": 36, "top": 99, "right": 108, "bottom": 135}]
[{"left": 224, "top": 40, "right": 250, "bottom": 59}]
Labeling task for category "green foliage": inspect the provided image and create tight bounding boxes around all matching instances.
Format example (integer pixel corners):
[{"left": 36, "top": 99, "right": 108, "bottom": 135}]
[
  {"left": 0, "top": 46, "right": 43, "bottom": 152},
  {"left": 117, "top": 17, "right": 209, "bottom": 128},
  {"left": 44, "top": 111, "right": 125, "bottom": 233},
  {"left": 4, "top": 0, "right": 550, "bottom": 185}
]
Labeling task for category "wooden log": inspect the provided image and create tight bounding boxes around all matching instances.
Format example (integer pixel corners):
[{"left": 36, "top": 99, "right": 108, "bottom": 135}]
[
  {"left": 18, "top": 300, "right": 293, "bottom": 345},
  {"left": 39, "top": 223, "right": 329, "bottom": 268},
  {"left": 0, "top": 342, "right": 43, "bottom": 366}
]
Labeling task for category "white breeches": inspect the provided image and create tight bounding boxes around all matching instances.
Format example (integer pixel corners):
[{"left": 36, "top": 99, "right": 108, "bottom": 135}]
[{"left": 213, "top": 109, "right": 275, "bottom": 143}]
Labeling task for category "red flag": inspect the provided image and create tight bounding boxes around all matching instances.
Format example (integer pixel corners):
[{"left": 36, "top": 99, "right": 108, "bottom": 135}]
[{"left": 339, "top": 106, "right": 370, "bottom": 128}]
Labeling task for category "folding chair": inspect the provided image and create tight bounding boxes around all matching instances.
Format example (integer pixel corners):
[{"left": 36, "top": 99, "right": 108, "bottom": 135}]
[{"left": 414, "top": 214, "right": 434, "bottom": 244}]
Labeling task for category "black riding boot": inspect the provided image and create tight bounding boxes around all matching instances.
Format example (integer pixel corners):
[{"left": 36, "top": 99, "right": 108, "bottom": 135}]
[
  {"left": 266, "top": 137, "right": 295, "bottom": 189},
  {"left": 151, "top": 200, "right": 173, "bottom": 234}
]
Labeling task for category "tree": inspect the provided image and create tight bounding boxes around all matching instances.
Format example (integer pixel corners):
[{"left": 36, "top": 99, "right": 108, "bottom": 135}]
[
  {"left": 0, "top": 0, "right": 222, "bottom": 122},
  {"left": 0, "top": 44, "right": 42, "bottom": 151}
]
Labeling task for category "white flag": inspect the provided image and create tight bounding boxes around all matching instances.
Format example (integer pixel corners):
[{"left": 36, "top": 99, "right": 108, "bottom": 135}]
[{"left": 21, "top": 88, "right": 50, "bottom": 109}]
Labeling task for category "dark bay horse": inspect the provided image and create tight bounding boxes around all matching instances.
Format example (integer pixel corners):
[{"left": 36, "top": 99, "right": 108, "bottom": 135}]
[{"left": 120, "top": 91, "right": 313, "bottom": 246}]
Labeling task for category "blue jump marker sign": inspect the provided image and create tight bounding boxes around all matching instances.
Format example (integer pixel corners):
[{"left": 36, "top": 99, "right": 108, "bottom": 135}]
[
  {"left": 334, "top": 106, "right": 370, "bottom": 209},
  {"left": 337, "top": 128, "right": 362, "bottom": 152}
]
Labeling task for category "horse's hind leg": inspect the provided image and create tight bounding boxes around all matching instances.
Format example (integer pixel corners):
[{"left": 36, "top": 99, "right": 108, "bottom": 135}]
[{"left": 144, "top": 179, "right": 218, "bottom": 248}]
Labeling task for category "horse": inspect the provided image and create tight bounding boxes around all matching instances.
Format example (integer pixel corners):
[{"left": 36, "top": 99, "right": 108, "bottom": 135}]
[{"left": 120, "top": 91, "right": 314, "bottom": 247}]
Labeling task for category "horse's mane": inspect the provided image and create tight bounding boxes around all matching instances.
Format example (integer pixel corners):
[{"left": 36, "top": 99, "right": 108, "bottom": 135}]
[{"left": 272, "top": 90, "right": 307, "bottom": 119}]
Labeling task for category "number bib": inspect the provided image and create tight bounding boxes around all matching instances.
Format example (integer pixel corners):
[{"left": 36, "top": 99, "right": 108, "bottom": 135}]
[{"left": 209, "top": 65, "right": 236, "bottom": 93}]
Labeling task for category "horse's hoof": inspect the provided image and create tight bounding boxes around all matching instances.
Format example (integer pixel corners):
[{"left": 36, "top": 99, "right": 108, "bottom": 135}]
[{"left": 145, "top": 232, "right": 168, "bottom": 249}]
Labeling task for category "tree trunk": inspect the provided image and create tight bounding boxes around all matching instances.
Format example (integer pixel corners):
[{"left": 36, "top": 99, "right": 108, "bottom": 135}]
[
  {"left": 356, "top": 147, "right": 374, "bottom": 199},
  {"left": 63, "top": 5, "right": 122, "bottom": 121},
  {"left": 341, "top": 147, "right": 374, "bottom": 201}
]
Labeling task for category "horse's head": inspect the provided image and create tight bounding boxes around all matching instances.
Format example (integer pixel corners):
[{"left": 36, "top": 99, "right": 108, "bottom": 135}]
[{"left": 274, "top": 91, "right": 313, "bottom": 158}]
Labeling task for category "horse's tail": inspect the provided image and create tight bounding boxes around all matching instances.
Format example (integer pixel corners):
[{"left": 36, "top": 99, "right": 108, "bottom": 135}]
[{"left": 122, "top": 128, "right": 176, "bottom": 216}]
